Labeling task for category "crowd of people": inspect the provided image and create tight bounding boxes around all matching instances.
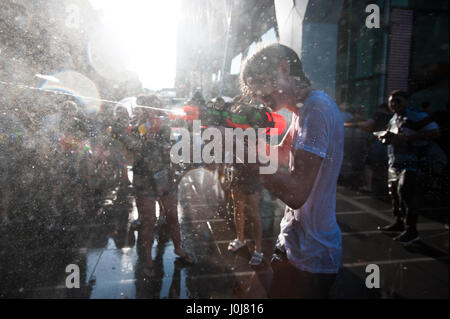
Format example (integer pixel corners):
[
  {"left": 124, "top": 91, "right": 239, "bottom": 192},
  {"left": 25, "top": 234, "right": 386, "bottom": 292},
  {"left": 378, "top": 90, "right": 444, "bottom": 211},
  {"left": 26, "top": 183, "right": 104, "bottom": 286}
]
[
  {"left": 0, "top": 86, "right": 272, "bottom": 278},
  {"left": 1, "top": 43, "right": 448, "bottom": 298},
  {"left": 0, "top": 97, "right": 130, "bottom": 229}
]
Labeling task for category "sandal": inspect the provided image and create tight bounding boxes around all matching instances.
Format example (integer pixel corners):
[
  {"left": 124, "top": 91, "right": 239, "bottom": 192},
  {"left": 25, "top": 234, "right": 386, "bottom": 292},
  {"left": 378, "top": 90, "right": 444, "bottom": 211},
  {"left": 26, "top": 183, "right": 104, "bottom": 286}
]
[
  {"left": 228, "top": 239, "right": 246, "bottom": 252},
  {"left": 249, "top": 251, "right": 264, "bottom": 266}
]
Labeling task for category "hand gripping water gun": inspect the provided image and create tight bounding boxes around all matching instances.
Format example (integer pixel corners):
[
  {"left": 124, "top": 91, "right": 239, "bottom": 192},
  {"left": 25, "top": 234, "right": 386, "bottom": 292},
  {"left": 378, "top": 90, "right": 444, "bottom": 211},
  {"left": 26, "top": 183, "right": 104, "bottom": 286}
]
[
  {"left": 59, "top": 135, "right": 92, "bottom": 155},
  {"left": 137, "top": 117, "right": 163, "bottom": 136},
  {"left": 0, "top": 130, "right": 24, "bottom": 145},
  {"left": 170, "top": 102, "right": 287, "bottom": 136}
]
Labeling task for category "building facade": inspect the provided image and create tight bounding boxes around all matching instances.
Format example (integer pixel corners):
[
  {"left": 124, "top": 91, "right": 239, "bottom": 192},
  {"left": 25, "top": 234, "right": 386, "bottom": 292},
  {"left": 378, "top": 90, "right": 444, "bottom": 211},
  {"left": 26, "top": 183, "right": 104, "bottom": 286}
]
[
  {"left": 335, "top": 0, "right": 448, "bottom": 116},
  {"left": 176, "top": 0, "right": 448, "bottom": 114},
  {"left": 175, "top": 0, "right": 277, "bottom": 99}
]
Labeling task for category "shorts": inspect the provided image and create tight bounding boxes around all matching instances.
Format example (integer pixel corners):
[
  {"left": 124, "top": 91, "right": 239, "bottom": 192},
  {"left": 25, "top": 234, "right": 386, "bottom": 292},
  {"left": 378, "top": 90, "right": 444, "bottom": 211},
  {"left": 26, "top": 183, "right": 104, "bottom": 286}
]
[
  {"left": 269, "top": 247, "right": 337, "bottom": 298},
  {"left": 230, "top": 165, "right": 262, "bottom": 195},
  {"left": 133, "top": 173, "right": 178, "bottom": 199}
]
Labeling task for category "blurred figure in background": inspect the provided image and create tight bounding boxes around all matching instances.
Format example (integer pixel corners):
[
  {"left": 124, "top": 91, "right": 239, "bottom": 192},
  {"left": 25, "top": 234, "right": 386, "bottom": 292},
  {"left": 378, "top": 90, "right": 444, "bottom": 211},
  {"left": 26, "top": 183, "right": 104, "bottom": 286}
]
[
  {"left": 378, "top": 90, "right": 440, "bottom": 244},
  {"left": 118, "top": 95, "right": 193, "bottom": 277},
  {"left": 226, "top": 99, "right": 266, "bottom": 267},
  {"left": 111, "top": 105, "right": 132, "bottom": 186},
  {"left": 228, "top": 164, "right": 264, "bottom": 266},
  {"left": 0, "top": 111, "right": 24, "bottom": 226},
  {"left": 50, "top": 101, "right": 91, "bottom": 217}
]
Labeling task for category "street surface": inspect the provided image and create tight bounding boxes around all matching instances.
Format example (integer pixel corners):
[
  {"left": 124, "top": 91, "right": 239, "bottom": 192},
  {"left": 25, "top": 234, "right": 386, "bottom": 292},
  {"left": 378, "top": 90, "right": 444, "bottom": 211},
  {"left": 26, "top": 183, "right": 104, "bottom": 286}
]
[{"left": 0, "top": 168, "right": 448, "bottom": 298}]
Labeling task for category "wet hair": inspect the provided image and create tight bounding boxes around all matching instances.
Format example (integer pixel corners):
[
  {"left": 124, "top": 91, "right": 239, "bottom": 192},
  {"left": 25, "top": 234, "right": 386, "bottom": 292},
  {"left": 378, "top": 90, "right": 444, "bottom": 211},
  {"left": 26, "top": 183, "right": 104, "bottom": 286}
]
[
  {"left": 389, "top": 90, "right": 409, "bottom": 101},
  {"left": 240, "top": 43, "right": 311, "bottom": 96}
]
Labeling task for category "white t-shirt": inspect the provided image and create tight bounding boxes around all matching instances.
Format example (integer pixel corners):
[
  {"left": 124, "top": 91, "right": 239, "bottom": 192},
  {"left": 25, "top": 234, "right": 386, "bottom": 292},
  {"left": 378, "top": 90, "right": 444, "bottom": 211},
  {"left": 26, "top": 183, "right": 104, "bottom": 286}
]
[{"left": 276, "top": 90, "right": 344, "bottom": 274}]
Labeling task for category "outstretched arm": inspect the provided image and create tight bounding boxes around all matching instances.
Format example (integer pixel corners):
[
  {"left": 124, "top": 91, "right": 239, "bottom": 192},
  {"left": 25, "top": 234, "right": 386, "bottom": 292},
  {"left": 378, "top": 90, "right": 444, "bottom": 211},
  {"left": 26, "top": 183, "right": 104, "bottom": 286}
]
[
  {"left": 259, "top": 121, "right": 294, "bottom": 167},
  {"left": 250, "top": 149, "right": 322, "bottom": 211},
  {"left": 254, "top": 106, "right": 329, "bottom": 213}
]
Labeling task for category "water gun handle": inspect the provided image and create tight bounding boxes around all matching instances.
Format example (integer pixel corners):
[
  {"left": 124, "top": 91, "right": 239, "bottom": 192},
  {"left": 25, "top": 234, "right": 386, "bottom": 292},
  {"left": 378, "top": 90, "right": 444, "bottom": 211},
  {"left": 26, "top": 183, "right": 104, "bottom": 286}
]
[
  {"left": 225, "top": 111, "right": 286, "bottom": 136},
  {"left": 174, "top": 105, "right": 286, "bottom": 136}
]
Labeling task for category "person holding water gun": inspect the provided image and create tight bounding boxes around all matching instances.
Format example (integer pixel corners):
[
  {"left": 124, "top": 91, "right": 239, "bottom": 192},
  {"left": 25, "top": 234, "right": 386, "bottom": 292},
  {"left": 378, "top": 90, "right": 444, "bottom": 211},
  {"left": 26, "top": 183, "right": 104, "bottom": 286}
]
[
  {"left": 50, "top": 101, "right": 91, "bottom": 218},
  {"left": 113, "top": 94, "right": 194, "bottom": 277}
]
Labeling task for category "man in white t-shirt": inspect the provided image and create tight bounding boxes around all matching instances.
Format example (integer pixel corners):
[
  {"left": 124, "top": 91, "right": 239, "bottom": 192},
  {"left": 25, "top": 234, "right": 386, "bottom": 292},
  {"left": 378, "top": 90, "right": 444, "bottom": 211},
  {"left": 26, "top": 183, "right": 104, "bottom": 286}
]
[{"left": 238, "top": 44, "right": 344, "bottom": 298}]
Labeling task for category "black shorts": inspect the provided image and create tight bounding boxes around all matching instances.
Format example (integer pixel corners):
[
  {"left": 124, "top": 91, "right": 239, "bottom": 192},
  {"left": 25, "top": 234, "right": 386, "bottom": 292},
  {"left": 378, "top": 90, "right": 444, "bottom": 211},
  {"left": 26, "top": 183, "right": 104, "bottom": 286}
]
[
  {"left": 230, "top": 165, "right": 262, "bottom": 195},
  {"left": 269, "top": 248, "right": 337, "bottom": 299},
  {"left": 133, "top": 173, "right": 178, "bottom": 199}
]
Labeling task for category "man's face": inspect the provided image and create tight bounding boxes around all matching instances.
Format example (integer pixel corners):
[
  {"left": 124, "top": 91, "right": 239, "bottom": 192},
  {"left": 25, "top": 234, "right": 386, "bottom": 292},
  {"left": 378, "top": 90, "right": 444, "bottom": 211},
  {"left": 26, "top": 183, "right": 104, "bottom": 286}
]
[
  {"left": 388, "top": 95, "right": 408, "bottom": 115},
  {"left": 245, "top": 63, "right": 298, "bottom": 112},
  {"left": 246, "top": 72, "right": 286, "bottom": 111}
]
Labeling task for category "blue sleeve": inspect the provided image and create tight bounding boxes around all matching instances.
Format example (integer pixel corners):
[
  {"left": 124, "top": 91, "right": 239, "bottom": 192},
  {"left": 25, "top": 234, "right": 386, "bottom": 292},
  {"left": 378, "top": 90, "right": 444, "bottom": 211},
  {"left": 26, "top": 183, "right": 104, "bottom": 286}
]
[{"left": 293, "top": 107, "right": 329, "bottom": 159}]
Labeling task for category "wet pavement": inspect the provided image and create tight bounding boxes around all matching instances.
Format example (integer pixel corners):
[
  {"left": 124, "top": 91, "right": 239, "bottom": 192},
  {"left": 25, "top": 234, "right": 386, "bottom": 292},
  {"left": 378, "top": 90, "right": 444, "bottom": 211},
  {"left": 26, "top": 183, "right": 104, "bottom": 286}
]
[{"left": 0, "top": 168, "right": 448, "bottom": 299}]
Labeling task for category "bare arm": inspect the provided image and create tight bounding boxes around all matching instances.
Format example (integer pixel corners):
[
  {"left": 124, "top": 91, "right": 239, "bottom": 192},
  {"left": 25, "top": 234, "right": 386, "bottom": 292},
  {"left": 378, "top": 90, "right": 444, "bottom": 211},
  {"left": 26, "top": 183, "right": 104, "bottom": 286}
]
[
  {"left": 252, "top": 148, "right": 323, "bottom": 211},
  {"left": 395, "top": 128, "right": 440, "bottom": 143},
  {"left": 259, "top": 122, "right": 294, "bottom": 167}
]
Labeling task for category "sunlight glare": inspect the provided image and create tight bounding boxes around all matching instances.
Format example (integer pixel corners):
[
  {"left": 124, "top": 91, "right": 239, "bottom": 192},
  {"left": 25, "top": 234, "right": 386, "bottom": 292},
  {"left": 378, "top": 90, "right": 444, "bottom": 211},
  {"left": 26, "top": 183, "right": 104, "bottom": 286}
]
[{"left": 89, "top": 0, "right": 181, "bottom": 91}]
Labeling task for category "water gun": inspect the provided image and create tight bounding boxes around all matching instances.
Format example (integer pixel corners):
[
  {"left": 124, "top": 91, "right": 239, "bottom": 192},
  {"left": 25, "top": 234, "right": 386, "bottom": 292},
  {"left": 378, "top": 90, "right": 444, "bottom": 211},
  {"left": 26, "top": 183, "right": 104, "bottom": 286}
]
[
  {"left": 0, "top": 130, "right": 24, "bottom": 145},
  {"left": 169, "top": 104, "right": 287, "bottom": 136},
  {"left": 59, "top": 135, "right": 91, "bottom": 155},
  {"left": 137, "top": 117, "right": 163, "bottom": 136}
]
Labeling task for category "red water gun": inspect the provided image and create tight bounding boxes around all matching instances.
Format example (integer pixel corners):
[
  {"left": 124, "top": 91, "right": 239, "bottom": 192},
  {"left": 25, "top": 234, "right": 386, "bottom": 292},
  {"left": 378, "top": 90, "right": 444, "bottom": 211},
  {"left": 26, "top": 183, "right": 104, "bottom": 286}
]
[{"left": 169, "top": 104, "right": 287, "bottom": 136}]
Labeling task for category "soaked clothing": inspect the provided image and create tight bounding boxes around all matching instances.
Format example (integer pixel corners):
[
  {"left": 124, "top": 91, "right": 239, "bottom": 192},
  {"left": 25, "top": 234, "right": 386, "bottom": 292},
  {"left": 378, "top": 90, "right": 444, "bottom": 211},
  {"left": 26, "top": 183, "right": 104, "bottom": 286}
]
[
  {"left": 386, "top": 106, "right": 439, "bottom": 179},
  {"left": 127, "top": 122, "right": 178, "bottom": 198},
  {"left": 269, "top": 247, "right": 336, "bottom": 298},
  {"left": 276, "top": 90, "right": 344, "bottom": 274},
  {"left": 389, "top": 170, "right": 419, "bottom": 229},
  {"left": 230, "top": 164, "right": 262, "bottom": 195},
  {"left": 385, "top": 107, "right": 439, "bottom": 230}
]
